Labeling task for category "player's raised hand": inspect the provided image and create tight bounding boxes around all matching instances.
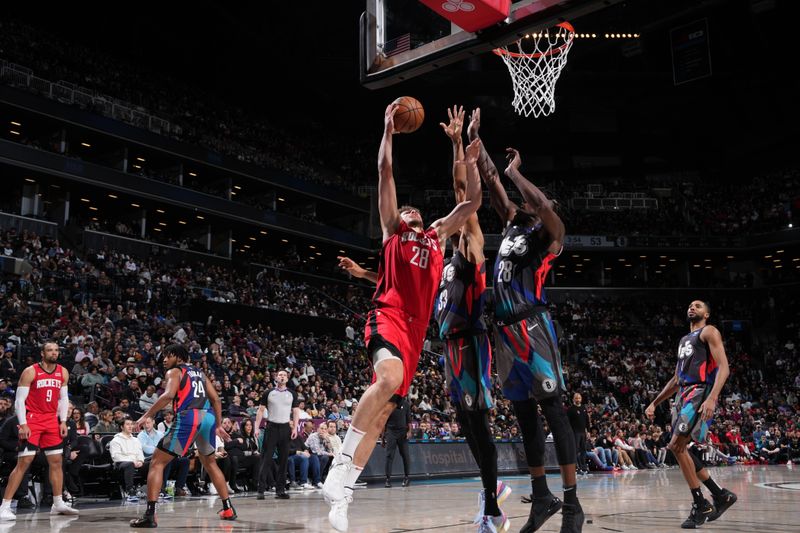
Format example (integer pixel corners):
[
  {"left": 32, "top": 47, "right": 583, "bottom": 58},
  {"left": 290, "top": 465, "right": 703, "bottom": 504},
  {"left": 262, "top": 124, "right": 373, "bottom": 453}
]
[
  {"left": 216, "top": 426, "right": 232, "bottom": 442},
  {"left": 384, "top": 103, "right": 399, "bottom": 135},
  {"left": 439, "top": 105, "right": 465, "bottom": 142},
  {"left": 505, "top": 147, "right": 522, "bottom": 175},
  {"left": 338, "top": 256, "right": 367, "bottom": 279},
  {"left": 467, "top": 107, "right": 481, "bottom": 140},
  {"left": 645, "top": 403, "right": 656, "bottom": 420},
  {"left": 465, "top": 138, "right": 482, "bottom": 163}
]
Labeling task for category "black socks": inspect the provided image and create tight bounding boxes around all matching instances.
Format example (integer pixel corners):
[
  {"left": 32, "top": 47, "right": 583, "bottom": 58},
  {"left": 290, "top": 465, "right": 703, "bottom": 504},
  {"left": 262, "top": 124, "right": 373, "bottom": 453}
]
[
  {"left": 691, "top": 487, "right": 705, "bottom": 506},
  {"left": 563, "top": 484, "right": 578, "bottom": 506},
  {"left": 532, "top": 475, "right": 553, "bottom": 499},
  {"left": 702, "top": 477, "right": 724, "bottom": 497}
]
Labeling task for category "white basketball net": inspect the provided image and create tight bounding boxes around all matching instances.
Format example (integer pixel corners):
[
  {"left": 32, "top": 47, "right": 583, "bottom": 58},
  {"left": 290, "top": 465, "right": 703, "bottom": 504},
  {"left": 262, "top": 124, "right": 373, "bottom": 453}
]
[{"left": 494, "top": 24, "right": 575, "bottom": 118}]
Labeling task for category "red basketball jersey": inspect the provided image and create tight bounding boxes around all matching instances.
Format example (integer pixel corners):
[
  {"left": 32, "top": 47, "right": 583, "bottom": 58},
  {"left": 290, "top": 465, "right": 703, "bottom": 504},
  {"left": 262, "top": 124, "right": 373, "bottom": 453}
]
[
  {"left": 373, "top": 221, "right": 444, "bottom": 322},
  {"left": 25, "top": 363, "right": 64, "bottom": 416}
]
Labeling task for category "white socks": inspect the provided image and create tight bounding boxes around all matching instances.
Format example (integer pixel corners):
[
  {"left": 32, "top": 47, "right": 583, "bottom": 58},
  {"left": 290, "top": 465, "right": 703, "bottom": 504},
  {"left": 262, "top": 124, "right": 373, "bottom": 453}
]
[
  {"left": 53, "top": 495, "right": 63, "bottom": 505},
  {"left": 344, "top": 465, "right": 364, "bottom": 496},
  {"left": 0, "top": 499, "right": 12, "bottom": 509},
  {"left": 340, "top": 425, "right": 366, "bottom": 461}
]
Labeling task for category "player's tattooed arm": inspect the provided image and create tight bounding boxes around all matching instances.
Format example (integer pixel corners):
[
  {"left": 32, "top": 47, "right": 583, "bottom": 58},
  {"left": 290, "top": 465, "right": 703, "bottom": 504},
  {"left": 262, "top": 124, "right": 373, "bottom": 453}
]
[
  {"left": 504, "top": 147, "right": 565, "bottom": 256},
  {"left": 467, "top": 108, "right": 516, "bottom": 225}
]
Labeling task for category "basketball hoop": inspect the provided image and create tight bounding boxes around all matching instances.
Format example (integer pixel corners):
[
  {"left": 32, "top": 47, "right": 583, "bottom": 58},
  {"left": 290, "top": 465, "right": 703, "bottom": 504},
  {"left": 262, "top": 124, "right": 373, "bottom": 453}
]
[{"left": 493, "top": 22, "right": 575, "bottom": 118}]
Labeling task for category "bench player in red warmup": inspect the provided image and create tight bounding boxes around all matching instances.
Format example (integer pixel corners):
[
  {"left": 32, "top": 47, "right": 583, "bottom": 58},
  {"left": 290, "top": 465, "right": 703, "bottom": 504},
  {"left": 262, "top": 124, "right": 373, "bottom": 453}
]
[
  {"left": 0, "top": 342, "right": 79, "bottom": 520},
  {"left": 322, "top": 102, "right": 484, "bottom": 532}
]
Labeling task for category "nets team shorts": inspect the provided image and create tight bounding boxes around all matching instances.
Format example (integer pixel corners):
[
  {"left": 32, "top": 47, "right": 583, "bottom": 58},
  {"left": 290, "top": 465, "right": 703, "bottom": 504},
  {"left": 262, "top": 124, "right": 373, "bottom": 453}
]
[
  {"left": 495, "top": 308, "right": 565, "bottom": 402},
  {"left": 365, "top": 307, "right": 427, "bottom": 399},
  {"left": 671, "top": 384, "right": 712, "bottom": 442},
  {"left": 443, "top": 331, "right": 493, "bottom": 411},
  {"left": 158, "top": 408, "right": 217, "bottom": 456}
]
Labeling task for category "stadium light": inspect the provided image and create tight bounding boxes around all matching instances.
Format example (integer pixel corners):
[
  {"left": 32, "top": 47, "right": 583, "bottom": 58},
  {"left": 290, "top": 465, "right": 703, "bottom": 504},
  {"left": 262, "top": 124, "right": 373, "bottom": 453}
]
[
  {"left": 281, "top": 239, "right": 289, "bottom": 243},
  {"left": 80, "top": 198, "right": 90, "bottom": 203},
  {"left": 196, "top": 215, "right": 204, "bottom": 220},
  {"left": 9, "top": 130, "right": 20, "bottom": 135},
  {"left": 81, "top": 142, "right": 91, "bottom": 147},
  {"left": 108, "top": 194, "right": 118, "bottom": 199},
  {"left": 131, "top": 203, "right": 141, "bottom": 208},
  {"left": 10, "top": 121, "right": 21, "bottom": 126},
  {"left": 25, "top": 178, "right": 36, "bottom": 183},
  {"left": 156, "top": 209, "right": 165, "bottom": 213},
  {"left": 136, "top": 157, "right": 145, "bottom": 162},
  {"left": 260, "top": 230, "right": 267, "bottom": 235},
  {"left": 178, "top": 220, "right": 187, "bottom": 225}
]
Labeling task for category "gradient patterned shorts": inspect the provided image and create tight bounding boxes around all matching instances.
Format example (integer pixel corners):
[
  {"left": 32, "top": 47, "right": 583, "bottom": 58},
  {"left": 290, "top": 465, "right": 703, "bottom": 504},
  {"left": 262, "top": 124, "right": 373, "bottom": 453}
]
[{"left": 158, "top": 408, "right": 217, "bottom": 456}]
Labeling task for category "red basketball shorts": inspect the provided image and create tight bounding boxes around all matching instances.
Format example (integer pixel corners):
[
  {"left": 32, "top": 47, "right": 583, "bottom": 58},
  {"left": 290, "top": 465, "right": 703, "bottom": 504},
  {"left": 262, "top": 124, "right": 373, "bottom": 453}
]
[
  {"left": 364, "top": 307, "right": 427, "bottom": 399},
  {"left": 21, "top": 411, "right": 63, "bottom": 455}
]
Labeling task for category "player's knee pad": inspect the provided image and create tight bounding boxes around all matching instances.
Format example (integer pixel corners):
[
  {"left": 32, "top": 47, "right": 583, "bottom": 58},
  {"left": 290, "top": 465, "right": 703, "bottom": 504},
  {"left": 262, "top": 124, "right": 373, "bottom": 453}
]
[
  {"left": 539, "top": 397, "right": 576, "bottom": 465},
  {"left": 513, "top": 399, "right": 546, "bottom": 467}
]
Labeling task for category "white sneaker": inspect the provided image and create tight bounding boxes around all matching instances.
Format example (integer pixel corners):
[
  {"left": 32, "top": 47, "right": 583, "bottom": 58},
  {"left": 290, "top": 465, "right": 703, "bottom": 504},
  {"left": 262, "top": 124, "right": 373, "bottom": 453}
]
[
  {"left": 0, "top": 507, "right": 16, "bottom": 521},
  {"left": 478, "top": 512, "right": 510, "bottom": 533},
  {"left": 125, "top": 494, "right": 139, "bottom": 504},
  {"left": 50, "top": 500, "right": 79, "bottom": 516},
  {"left": 621, "top": 465, "right": 630, "bottom": 470},
  {"left": 314, "top": 482, "right": 324, "bottom": 489},
  {"left": 328, "top": 494, "right": 352, "bottom": 532},
  {"left": 301, "top": 483, "right": 314, "bottom": 490},
  {"left": 208, "top": 483, "right": 218, "bottom": 495},
  {"left": 322, "top": 456, "right": 352, "bottom": 504}
]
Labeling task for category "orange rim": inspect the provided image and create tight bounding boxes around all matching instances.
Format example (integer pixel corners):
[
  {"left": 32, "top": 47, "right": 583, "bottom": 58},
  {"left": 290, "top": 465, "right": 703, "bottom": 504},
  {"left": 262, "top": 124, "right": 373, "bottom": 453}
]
[{"left": 493, "top": 21, "right": 574, "bottom": 59}]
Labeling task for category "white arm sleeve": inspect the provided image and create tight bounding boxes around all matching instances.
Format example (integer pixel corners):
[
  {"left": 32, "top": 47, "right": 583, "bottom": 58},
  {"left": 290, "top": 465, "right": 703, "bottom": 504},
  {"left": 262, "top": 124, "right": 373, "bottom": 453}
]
[
  {"left": 58, "top": 386, "right": 69, "bottom": 422},
  {"left": 15, "top": 386, "right": 29, "bottom": 425}
]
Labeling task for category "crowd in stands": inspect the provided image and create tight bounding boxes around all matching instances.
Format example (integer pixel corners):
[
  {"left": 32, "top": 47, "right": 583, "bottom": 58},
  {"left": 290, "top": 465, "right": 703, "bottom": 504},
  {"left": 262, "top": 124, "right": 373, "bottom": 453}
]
[
  {"left": 0, "top": 220, "right": 798, "bottom": 505},
  {"left": 0, "top": 20, "right": 372, "bottom": 195},
  {"left": 423, "top": 169, "right": 799, "bottom": 238}
]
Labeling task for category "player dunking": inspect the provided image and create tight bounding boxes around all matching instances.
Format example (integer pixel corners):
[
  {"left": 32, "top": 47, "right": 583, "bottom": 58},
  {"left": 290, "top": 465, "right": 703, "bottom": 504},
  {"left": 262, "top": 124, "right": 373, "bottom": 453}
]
[
  {"left": 130, "top": 344, "right": 235, "bottom": 528},
  {"left": 646, "top": 301, "right": 737, "bottom": 529},
  {"left": 468, "top": 109, "right": 582, "bottom": 533},
  {"left": 0, "top": 342, "right": 79, "bottom": 520},
  {"left": 322, "top": 102, "right": 483, "bottom": 532},
  {"left": 436, "top": 106, "right": 511, "bottom": 532}
]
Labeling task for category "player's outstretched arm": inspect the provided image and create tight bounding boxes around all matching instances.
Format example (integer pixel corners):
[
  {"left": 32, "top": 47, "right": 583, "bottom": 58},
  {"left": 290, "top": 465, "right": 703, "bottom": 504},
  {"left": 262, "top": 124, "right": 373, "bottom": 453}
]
[
  {"left": 379, "top": 103, "right": 402, "bottom": 242},
  {"left": 467, "top": 108, "right": 515, "bottom": 225},
  {"left": 136, "top": 367, "right": 180, "bottom": 429},
  {"left": 338, "top": 256, "right": 377, "bottom": 285},
  {"left": 432, "top": 138, "right": 482, "bottom": 245},
  {"left": 504, "top": 148, "right": 565, "bottom": 256},
  {"left": 699, "top": 326, "right": 731, "bottom": 421},
  {"left": 443, "top": 105, "right": 484, "bottom": 263}
]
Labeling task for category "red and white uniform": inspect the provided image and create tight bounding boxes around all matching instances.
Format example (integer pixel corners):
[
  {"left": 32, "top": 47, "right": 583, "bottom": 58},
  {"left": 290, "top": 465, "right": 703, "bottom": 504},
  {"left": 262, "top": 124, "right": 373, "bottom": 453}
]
[
  {"left": 365, "top": 221, "right": 444, "bottom": 397},
  {"left": 23, "top": 363, "right": 65, "bottom": 451}
]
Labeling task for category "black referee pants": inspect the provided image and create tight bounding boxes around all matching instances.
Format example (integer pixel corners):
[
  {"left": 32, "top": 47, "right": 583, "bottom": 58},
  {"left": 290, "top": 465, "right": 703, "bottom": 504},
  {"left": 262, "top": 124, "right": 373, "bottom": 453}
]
[
  {"left": 575, "top": 431, "right": 587, "bottom": 471},
  {"left": 384, "top": 429, "right": 410, "bottom": 478},
  {"left": 257, "top": 422, "right": 290, "bottom": 494}
]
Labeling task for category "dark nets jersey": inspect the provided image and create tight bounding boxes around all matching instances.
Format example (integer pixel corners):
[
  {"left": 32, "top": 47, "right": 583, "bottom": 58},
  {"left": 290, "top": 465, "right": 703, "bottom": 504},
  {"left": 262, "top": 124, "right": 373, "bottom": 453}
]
[
  {"left": 435, "top": 250, "right": 487, "bottom": 337},
  {"left": 493, "top": 224, "right": 558, "bottom": 324},
  {"left": 373, "top": 221, "right": 444, "bottom": 321},
  {"left": 676, "top": 327, "right": 718, "bottom": 386},
  {"left": 26, "top": 363, "right": 65, "bottom": 415},
  {"left": 173, "top": 364, "right": 211, "bottom": 413}
]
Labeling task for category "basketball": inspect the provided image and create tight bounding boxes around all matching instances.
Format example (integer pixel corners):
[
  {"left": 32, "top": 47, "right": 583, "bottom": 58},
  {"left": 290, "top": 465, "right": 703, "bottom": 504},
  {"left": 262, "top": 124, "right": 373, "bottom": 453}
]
[{"left": 392, "top": 96, "right": 425, "bottom": 133}]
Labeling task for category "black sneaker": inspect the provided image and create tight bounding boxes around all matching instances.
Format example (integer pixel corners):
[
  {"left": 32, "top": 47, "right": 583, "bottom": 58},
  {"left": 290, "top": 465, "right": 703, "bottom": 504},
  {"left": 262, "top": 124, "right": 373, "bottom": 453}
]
[
  {"left": 681, "top": 499, "right": 715, "bottom": 529},
  {"left": 256, "top": 492, "right": 265, "bottom": 500},
  {"left": 16, "top": 497, "right": 35, "bottom": 509},
  {"left": 521, "top": 494, "right": 563, "bottom": 533},
  {"left": 707, "top": 490, "right": 737, "bottom": 522},
  {"left": 402, "top": 477, "right": 410, "bottom": 487},
  {"left": 130, "top": 514, "right": 157, "bottom": 528},
  {"left": 275, "top": 492, "right": 290, "bottom": 500},
  {"left": 560, "top": 503, "right": 585, "bottom": 533}
]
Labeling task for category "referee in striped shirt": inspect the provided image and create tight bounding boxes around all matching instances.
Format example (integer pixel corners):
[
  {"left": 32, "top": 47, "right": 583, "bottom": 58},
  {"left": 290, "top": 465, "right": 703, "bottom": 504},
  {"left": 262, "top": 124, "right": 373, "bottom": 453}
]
[{"left": 254, "top": 370, "right": 301, "bottom": 499}]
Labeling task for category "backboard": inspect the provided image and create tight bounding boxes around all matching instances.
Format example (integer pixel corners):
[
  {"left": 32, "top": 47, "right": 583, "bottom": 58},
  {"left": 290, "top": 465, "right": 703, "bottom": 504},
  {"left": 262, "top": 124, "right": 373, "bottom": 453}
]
[{"left": 360, "top": 0, "right": 622, "bottom": 89}]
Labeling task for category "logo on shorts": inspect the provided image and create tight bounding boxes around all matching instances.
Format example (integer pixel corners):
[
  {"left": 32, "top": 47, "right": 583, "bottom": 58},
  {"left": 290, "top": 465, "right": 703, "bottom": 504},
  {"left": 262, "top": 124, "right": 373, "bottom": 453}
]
[
  {"left": 442, "top": 0, "right": 475, "bottom": 12},
  {"left": 542, "top": 379, "right": 556, "bottom": 393},
  {"left": 464, "top": 394, "right": 473, "bottom": 407},
  {"left": 678, "top": 422, "right": 688, "bottom": 433}
]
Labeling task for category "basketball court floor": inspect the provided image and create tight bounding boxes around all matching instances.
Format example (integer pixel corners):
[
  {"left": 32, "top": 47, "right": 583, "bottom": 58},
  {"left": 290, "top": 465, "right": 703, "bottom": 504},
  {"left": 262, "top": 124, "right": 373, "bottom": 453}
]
[{"left": 1, "top": 465, "right": 798, "bottom": 532}]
